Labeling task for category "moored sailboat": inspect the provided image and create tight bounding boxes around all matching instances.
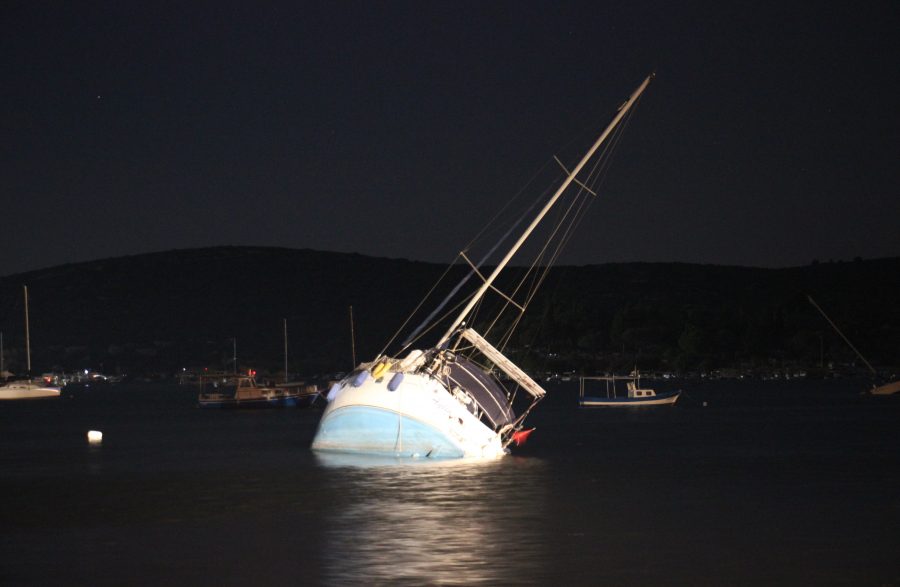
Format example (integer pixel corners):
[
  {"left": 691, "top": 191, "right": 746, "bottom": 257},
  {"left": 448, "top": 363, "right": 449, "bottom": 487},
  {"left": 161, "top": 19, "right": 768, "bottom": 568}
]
[
  {"left": 0, "top": 286, "right": 60, "bottom": 400},
  {"left": 311, "top": 74, "right": 655, "bottom": 458},
  {"left": 0, "top": 378, "right": 62, "bottom": 400},
  {"left": 808, "top": 295, "right": 900, "bottom": 396}
]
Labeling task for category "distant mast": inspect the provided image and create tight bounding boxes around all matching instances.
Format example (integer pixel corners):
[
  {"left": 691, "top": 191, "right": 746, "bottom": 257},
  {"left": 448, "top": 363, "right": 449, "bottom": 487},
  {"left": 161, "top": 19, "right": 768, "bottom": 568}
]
[
  {"left": 24, "top": 285, "right": 31, "bottom": 374},
  {"left": 436, "top": 74, "right": 654, "bottom": 348},
  {"left": 349, "top": 305, "right": 356, "bottom": 368},
  {"left": 283, "top": 318, "right": 289, "bottom": 383}
]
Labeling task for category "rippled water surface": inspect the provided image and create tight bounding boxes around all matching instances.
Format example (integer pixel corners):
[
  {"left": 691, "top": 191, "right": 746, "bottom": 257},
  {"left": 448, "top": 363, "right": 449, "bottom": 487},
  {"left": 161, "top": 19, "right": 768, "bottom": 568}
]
[{"left": 1, "top": 379, "right": 899, "bottom": 585}]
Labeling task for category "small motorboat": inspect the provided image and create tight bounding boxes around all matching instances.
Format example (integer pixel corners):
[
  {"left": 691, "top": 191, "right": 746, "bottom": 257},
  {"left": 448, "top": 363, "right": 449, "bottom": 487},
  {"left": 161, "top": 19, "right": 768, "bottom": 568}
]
[{"left": 579, "top": 373, "right": 680, "bottom": 407}]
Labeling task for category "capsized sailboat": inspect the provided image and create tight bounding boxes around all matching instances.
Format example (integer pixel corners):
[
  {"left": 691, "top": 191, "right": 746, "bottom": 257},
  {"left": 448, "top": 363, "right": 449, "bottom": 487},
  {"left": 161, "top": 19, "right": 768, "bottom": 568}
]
[{"left": 311, "top": 75, "right": 655, "bottom": 458}]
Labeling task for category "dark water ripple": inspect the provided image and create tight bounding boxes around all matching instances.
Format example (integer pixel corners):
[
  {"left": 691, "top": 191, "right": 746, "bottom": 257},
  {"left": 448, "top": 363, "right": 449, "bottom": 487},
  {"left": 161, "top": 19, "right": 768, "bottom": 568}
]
[{"left": 1, "top": 379, "right": 899, "bottom": 586}]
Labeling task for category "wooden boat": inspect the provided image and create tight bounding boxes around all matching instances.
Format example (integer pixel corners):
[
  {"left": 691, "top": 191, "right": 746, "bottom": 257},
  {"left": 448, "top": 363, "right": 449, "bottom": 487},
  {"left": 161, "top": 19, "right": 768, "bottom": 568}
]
[
  {"left": 579, "top": 374, "right": 680, "bottom": 407},
  {"left": 198, "top": 373, "right": 319, "bottom": 409}
]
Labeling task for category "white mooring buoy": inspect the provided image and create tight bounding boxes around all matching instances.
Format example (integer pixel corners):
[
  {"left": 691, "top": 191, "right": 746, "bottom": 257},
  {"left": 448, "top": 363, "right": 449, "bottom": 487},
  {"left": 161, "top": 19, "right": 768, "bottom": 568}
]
[{"left": 87, "top": 430, "right": 103, "bottom": 445}]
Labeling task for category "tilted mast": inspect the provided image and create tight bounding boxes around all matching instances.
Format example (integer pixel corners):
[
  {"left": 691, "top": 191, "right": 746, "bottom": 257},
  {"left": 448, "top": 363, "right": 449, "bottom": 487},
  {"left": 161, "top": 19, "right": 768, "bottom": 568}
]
[
  {"left": 435, "top": 73, "right": 654, "bottom": 348},
  {"left": 807, "top": 295, "right": 877, "bottom": 375}
]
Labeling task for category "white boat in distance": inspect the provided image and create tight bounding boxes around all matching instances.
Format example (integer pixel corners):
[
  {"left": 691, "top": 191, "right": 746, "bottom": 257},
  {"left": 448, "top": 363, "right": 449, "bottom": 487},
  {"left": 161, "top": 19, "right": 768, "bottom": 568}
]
[
  {"left": 0, "top": 379, "right": 61, "bottom": 400},
  {"left": 0, "top": 286, "right": 60, "bottom": 400},
  {"left": 579, "top": 374, "right": 680, "bottom": 407},
  {"left": 312, "top": 75, "right": 655, "bottom": 459}
]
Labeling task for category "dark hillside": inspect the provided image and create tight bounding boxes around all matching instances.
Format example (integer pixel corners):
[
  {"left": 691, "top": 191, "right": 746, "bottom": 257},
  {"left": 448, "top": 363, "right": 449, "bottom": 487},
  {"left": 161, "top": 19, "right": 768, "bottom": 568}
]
[
  {"left": 1, "top": 248, "right": 898, "bottom": 378},
  {"left": 0, "top": 248, "right": 451, "bottom": 376},
  {"left": 524, "top": 259, "right": 900, "bottom": 375}
]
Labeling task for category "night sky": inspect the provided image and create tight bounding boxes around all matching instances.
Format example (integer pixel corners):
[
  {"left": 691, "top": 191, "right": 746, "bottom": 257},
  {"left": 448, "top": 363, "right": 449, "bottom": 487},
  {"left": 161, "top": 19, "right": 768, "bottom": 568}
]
[{"left": 3, "top": 1, "right": 898, "bottom": 276}]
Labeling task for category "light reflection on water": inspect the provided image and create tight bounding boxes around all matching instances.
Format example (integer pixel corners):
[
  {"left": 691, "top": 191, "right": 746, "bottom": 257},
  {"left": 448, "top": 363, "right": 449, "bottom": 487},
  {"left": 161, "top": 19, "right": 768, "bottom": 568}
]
[
  {"left": 3, "top": 381, "right": 900, "bottom": 585},
  {"left": 315, "top": 453, "right": 548, "bottom": 585}
]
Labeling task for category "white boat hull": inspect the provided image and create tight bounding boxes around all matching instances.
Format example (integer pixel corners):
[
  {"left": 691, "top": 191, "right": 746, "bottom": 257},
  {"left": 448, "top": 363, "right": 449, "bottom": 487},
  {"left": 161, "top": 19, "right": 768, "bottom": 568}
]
[
  {"left": 312, "top": 371, "right": 506, "bottom": 459},
  {"left": 0, "top": 382, "right": 61, "bottom": 400},
  {"left": 579, "top": 390, "right": 680, "bottom": 407},
  {"left": 870, "top": 380, "right": 900, "bottom": 396}
]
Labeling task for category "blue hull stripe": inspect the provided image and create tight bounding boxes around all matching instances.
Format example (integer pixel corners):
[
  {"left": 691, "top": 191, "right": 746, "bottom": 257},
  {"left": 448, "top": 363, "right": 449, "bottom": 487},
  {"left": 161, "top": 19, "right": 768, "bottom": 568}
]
[{"left": 312, "top": 405, "right": 464, "bottom": 458}]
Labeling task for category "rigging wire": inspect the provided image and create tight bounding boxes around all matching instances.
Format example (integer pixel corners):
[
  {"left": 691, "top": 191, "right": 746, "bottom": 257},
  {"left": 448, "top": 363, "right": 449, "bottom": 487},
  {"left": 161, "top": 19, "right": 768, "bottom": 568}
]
[
  {"left": 389, "top": 83, "right": 647, "bottom": 366},
  {"left": 481, "top": 101, "right": 640, "bottom": 355},
  {"left": 397, "top": 289, "right": 479, "bottom": 351},
  {"left": 378, "top": 257, "right": 461, "bottom": 359},
  {"left": 461, "top": 158, "right": 555, "bottom": 253},
  {"left": 387, "top": 158, "right": 557, "bottom": 356},
  {"left": 398, "top": 185, "right": 551, "bottom": 351},
  {"left": 446, "top": 81, "right": 650, "bottom": 421}
]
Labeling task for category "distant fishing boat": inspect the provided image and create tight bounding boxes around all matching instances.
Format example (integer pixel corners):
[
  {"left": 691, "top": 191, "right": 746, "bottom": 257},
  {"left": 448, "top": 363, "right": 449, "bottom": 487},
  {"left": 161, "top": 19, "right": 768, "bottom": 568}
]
[
  {"left": 0, "top": 286, "right": 60, "bottom": 400},
  {"left": 807, "top": 295, "right": 899, "bottom": 396},
  {"left": 312, "top": 74, "right": 655, "bottom": 459},
  {"left": 579, "top": 373, "right": 680, "bottom": 407},
  {"left": 198, "top": 373, "right": 319, "bottom": 409}
]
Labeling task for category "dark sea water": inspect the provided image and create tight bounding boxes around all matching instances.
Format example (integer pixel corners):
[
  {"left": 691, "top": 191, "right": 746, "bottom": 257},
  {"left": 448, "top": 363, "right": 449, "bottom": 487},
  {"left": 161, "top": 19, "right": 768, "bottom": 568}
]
[{"left": 2, "top": 378, "right": 899, "bottom": 586}]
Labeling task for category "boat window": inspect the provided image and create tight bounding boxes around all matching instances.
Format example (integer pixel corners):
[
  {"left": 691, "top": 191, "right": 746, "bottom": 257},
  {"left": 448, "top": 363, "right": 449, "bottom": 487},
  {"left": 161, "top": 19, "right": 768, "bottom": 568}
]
[{"left": 445, "top": 356, "right": 515, "bottom": 428}]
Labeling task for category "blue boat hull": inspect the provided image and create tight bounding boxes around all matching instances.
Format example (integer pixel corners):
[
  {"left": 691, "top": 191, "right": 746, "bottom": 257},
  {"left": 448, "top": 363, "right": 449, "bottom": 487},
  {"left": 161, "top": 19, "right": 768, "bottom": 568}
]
[{"left": 312, "top": 405, "right": 466, "bottom": 458}]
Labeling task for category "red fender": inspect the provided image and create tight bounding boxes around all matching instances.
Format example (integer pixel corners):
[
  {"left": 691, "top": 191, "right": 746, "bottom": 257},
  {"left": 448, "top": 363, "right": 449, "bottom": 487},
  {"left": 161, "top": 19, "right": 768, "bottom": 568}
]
[{"left": 512, "top": 427, "right": 535, "bottom": 446}]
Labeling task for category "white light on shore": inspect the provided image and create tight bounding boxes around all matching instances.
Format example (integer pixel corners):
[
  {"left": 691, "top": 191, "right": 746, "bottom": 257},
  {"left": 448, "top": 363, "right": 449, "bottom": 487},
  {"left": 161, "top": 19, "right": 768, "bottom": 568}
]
[{"left": 87, "top": 430, "right": 103, "bottom": 444}]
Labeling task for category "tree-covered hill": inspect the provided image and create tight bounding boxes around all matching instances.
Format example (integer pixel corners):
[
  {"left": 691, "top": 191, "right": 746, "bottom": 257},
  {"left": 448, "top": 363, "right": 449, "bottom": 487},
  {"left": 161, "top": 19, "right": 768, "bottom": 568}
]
[{"left": 1, "top": 248, "right": 897, "bottom": 378}]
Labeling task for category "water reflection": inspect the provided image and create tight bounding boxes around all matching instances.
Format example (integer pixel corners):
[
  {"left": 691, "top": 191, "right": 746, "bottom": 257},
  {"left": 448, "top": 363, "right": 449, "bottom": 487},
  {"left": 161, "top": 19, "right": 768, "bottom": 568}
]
[{"left": 315, "top": 453, "right": 549, "bottom": 585}]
